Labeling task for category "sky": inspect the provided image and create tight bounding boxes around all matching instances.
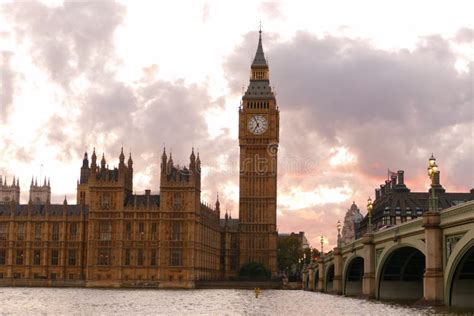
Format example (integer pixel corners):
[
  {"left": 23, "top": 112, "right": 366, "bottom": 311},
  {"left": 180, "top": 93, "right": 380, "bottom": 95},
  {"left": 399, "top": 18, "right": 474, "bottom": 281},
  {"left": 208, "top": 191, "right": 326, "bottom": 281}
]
[{"left": 0, "top": 0, "right": 473, "bottom": 248}]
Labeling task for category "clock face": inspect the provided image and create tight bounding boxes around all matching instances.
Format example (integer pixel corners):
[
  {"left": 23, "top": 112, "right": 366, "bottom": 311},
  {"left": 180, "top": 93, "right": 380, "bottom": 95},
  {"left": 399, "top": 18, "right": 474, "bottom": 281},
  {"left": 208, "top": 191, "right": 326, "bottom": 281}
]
[{"left": 247, "top": 115, "right": 268, "bottom": 135}]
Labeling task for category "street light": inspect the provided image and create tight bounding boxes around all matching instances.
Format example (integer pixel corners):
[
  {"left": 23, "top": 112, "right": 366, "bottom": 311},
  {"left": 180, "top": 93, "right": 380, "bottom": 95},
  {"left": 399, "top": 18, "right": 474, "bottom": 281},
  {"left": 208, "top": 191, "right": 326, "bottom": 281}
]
[
  {"left": 427, "top": 154, "right": 439, "bottom": 212},
  {"left": 336, "top": 220, "right": 342, "bottom": 247},
  {"left": 367, "top": 197, "right": 373, "bottom": 233}
]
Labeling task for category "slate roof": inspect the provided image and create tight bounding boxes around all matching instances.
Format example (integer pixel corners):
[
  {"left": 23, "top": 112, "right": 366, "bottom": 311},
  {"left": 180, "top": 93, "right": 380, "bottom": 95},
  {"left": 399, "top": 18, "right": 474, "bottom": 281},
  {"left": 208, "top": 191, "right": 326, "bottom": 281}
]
[
  {"left": 243, "top": 80, "right": 275, "bottom": 100},
  {"left": 357, "top": 190, "right": 474, "bottom": 236},
  {"left": 252, "top": 31, "right": 267, "bottom": 67}
]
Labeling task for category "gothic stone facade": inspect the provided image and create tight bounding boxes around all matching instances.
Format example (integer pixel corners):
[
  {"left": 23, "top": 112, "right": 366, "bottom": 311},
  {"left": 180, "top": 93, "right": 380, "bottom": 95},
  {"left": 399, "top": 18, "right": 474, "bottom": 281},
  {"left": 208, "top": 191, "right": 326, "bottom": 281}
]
[
  {"left": 0, "top": 148, "right": 222, "bottom": 288},
  {"left": 0, "top": 32, "right": 279, "bottom": 287}
]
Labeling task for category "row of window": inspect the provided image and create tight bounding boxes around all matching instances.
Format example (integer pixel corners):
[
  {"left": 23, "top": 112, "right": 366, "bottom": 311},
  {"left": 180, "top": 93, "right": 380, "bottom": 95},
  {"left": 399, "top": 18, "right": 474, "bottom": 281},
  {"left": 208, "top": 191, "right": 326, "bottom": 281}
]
[
  {"left": 0, "top": 249, "right": 77, "bottom": 266},
  {"left": 0, "top": 221, "right": 192, "bottom": 242},
  {"left": 252, "top": 71, "right": 267, "bottom": 80},
  {"left": 97, "top": 248, "right": 182, "bottom": 267},
  {"left": 0, "top": 222, "right": 78, "bottom": 241},
  {"left": 0, "top": 272, "right": 79, "bottom": 280},
  {"left": 98, "top": 221, "right": 181, "bottom": 241},
  {"left": 247, "top": 101, "right": 269, "bottom": 109}
]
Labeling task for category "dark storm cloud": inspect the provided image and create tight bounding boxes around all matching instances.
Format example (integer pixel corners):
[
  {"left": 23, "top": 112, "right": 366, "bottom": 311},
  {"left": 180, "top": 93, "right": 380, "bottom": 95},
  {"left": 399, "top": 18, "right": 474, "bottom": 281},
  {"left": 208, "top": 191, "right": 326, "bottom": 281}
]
[{"left": 225, "top": 31, "right": 474, "bottom": 190}]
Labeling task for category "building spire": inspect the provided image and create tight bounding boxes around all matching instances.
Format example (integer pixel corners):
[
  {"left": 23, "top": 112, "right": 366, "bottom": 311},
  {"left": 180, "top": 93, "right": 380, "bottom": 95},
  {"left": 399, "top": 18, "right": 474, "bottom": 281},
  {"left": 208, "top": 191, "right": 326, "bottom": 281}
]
[
  {"left": 119, "top": 147, "right": 125, "bottom": 164},
  {"left": 215, "top": 193, "right": 220, "bottom": 211},
  {"left": 252, "top": 28, "right": 267, "bottom": 67},
  {"left": 101, "top": 153, "right": 106, "bottom": 169}
]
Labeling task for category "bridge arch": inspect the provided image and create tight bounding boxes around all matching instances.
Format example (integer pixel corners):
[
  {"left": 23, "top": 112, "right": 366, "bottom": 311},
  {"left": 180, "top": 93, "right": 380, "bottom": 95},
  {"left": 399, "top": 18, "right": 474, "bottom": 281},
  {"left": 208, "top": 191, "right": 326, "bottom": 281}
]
[
  {"left": 343, "top": 255, "right": 364, "bottom": 296},
  {"left": 445, "top": 231, "right": 474, "bottom": 308},
  {"left": 325, "top": 263, "right": 335, "bottom": 292},
  {"left": 313, "top": 268, "right": 319, "bottom": 290},
  {"left": 376, "top": 244, "right": 425, "bottom": 301}
]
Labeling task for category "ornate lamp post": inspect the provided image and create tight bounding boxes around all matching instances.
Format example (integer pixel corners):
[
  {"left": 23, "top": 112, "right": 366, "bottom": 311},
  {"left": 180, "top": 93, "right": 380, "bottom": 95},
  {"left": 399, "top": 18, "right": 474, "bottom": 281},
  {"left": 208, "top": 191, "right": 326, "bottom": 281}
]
[
  {"left": 320, "top": 235, "right": 324, "bottom": 255},
  {"left": 336, "top": 220, "right": 342, "bottom": 247},
  {"left": 427, "top": 154, "right": 439, "bottom": 212},
  {"left": 367, "top": 197, "right": 373, "bottom": 234}
]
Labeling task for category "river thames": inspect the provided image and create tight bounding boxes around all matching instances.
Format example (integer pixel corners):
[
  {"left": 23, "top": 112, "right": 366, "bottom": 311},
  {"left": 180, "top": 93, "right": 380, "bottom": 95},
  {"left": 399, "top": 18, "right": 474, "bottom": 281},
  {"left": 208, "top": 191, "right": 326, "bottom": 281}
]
[{"left": 0, "top": 288, "right": 448, "bottom": 315}]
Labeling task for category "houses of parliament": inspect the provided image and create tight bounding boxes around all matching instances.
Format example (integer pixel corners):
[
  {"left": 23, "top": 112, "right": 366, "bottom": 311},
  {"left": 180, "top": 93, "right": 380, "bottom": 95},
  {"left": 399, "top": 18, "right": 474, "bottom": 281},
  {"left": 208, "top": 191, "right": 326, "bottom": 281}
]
[{"left": 0, "top": 31, "right": 279, "bottom": 288}]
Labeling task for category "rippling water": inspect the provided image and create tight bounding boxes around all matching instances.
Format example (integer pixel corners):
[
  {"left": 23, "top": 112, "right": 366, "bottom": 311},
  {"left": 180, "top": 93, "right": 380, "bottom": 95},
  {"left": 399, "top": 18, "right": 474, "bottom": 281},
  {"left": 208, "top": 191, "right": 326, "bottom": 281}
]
[{"left": 0, "top": 288, "right": 437, "bottom": 315}]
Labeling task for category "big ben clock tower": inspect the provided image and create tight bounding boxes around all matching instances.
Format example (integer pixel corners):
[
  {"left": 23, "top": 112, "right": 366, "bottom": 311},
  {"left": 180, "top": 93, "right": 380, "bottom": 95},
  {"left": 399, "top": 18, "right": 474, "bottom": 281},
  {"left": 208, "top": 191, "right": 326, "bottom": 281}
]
[{"left": 239, "top": 30, "right": 279, "bottom": 276}]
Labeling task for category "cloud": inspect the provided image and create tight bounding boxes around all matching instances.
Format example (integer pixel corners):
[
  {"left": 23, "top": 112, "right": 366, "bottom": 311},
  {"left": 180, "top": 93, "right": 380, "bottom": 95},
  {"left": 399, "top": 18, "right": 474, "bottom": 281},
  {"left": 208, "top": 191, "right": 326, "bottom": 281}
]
[
  {"left": 2, "top": 1, "right": 229, "bottom": 201},
  {"left": 0, "top": 51, "right": 15, "bottom": 123},
  {"left": 202, "top": 1, "right": 210, "bottom": 23},
  {"left": 455, "top": 27, "right": 474, "bottom": 43},
  {"left": 225, "top": 31, "right": 473, "bottom": 186},
  {"left": 3, "top": 1, "right": 126, "bottom": 89},
  {"left": 224, "top": 30, "right": 473, "bottom": 246},
  {"left": 260, "top": 2, "right": 284, "bottom": 20}
]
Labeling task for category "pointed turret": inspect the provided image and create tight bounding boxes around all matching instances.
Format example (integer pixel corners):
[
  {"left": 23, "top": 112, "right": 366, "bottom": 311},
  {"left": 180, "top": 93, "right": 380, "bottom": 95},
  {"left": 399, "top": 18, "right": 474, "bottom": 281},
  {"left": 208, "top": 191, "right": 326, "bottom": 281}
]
[
  {"left": 128, "top": 152, "right": 133, "bottom": 168},
  {"left": 252, "top": 28, "right": 267, "bottom": 67},
  {"left": 80, "top": 152, "right": 91, "bottom": 184},
  {"left": 161, "top": 147, "right": 167, "bottom": 172},
  {"left": 30, "top": 177, "right": 34, "bottom": 187},
  {"left": 101, "top": 153, "right": 106, "bottom": 169},
  {"left": 119, "top": 147, "right": 125, "bottom": 165},
  {"left": 82, "top": 152, "right": 89, "bottom": 168},
  {"left": 190, "top": 147, "right": 196, "bottom": 170},
  {"left": 16, "top": 177, "right": 19, "bottom": 187},
  {"left": 215, "top": 193, "right": 220, "bottom": 211},
  {"left": 43, "top": 177, "right": 46, "bottom": 187},
  {"left": 196, "top": 152, "right": 201, "bottom": 171},
  {"left": 168, "top": 152, "right": 174, "bottom": 168},
  {"left": 91, "top": 147, "right": 97, "bottom": 169},
  {"left": 63, "top": 195, "right": 68, "bottom": 205}
]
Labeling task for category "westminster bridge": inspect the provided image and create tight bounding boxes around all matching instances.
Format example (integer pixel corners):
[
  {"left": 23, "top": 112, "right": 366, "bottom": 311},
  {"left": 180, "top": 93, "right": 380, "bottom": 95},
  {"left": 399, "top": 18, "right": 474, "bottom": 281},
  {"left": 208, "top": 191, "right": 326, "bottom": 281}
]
[{"left": 302, "top": 200, "right": 474, "bottom": 308}]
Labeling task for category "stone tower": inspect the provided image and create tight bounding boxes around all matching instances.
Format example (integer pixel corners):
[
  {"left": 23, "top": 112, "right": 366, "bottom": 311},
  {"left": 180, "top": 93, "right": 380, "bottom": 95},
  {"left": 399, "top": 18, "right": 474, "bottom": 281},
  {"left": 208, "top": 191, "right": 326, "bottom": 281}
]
[
  {"left": 238, "top": 30, "right": 279, "bottom": 276},
  {"left": 29, "top": 177, "right": 51, "bottom": 204},
  {"left": 0, "top": 175, "right": 20, "bottom": 204},
  {"left": 76, "top": 148, "right": 133, "bottom": 206},
  {"left": 158, "top": 148, "right": 204, "bottom": 283}
]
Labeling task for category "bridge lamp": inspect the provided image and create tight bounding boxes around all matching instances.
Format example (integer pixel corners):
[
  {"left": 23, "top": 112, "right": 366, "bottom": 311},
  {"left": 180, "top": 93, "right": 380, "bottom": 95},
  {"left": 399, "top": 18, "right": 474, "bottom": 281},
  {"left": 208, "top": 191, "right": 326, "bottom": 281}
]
[
  {"left": 427, "top": 154, "right": 439, "bottom": 212},
  {"left": 367, "top": 197, "right": 373, "bottom": 233},
  {"left": 427, "top": 154, "right": 438, "bottom": 180},
  {"left": 320, "top": 235, "right": 324, "bottom": 255},
  {"left": 336, "top": 220, "right": 342, "bottom": 247}
]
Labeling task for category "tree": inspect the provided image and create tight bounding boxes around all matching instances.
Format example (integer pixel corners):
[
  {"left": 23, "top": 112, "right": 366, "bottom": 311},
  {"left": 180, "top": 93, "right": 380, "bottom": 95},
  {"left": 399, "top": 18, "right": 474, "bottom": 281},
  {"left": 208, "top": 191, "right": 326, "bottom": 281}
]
[
  {"left": 277, "top": 235, "right": 303, "bottom": 273},
  {"left": 305, "top": 247, "right": 320, "bottom": 265},
  {"left": 238, "top": 261, "right": 271, "bottom": 279}
]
